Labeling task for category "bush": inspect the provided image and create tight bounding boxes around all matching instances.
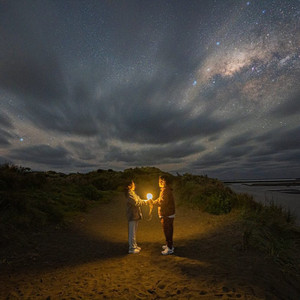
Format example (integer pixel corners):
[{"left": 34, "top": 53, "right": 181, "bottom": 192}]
[
  {"left": 80, "top": 184, "right": 103, "bottom": 201},
  {"left": 205, "top": 193, "right": 232, "bottom": 215},
  {"left": 173, "top": 173, "right": 235, "bottom": 215}
]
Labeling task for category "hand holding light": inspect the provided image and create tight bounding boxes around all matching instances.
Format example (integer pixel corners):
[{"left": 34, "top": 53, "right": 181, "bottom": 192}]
[
  {"left": 145, "top": 193, "right": 153, "bottom": 205},
  {"left": 147, "top": 193, "right": 153, "bottom": 200}
]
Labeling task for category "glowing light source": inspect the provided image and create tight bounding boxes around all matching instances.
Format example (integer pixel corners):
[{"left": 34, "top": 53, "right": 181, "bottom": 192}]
[{"left": 147, "top": 193, "right": 153, "bottom": 200}]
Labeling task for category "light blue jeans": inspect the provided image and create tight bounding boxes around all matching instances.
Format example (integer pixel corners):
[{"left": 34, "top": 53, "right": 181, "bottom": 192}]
[{"left": 128, "top": 220, "right": 139, "bottom": 250}]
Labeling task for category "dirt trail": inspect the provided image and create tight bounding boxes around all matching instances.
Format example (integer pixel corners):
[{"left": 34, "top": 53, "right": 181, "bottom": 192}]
[{"left": 1, "top": 194, "right": 299, "bottom": 299}]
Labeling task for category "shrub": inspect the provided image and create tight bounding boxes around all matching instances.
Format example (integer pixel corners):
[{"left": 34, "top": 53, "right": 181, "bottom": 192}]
[
  {"left": 205, "top": 193, "right": 232, "bottom": 215},
  {"left": 80, "top": 184, "right": 103, "bottom": 201},
  {"left": 173, "top": 173, "right": 235, "bottom": 215}
]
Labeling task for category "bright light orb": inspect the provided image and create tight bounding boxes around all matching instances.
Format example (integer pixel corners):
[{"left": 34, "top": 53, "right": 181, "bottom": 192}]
[{"left": 147, "top": 193, "right": 153, "bottom": 200}]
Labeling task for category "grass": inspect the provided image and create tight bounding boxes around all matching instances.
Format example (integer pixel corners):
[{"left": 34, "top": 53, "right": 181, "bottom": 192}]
[
  {"left": 173, "top": 173, "right": 300, "bottom": 275},
  {"left": 240, "top": 197, "right": 300, "bottom": 273},
  {"left": 173, "top": 173, "right": 236, "bottom": 214},
  {"left": 0, "top": 164, "right": 118, "bottom": 243}
]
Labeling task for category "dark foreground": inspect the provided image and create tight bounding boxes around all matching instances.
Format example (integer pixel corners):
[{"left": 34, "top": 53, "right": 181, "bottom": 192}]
[{"left": 1, "top": 194, "right": 300, "bottom": 299}]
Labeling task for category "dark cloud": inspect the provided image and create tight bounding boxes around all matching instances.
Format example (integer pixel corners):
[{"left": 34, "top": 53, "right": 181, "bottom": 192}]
[
  {"left": 73, "top": 161, "right": 99, "bottom": 169},
  {"left": 191, "top": 146, "right": 254, "bottom": 170},
  {"left": 0, "top": 54, "right": 101, "bottom": 136},
  {"left": 270, "top": 92, "right": 300, "bottom": 117},
  {"left": 0, "top": 156, "right": 11, "bottom": 165},
  {"left": 0, "top": 113, "right": 13, "bottom": 129},
  {"left": 0, "top": 136, "right": 10, "bottom": 147},
  {"left": 190, "top": 133, "right": 257, "bottom": 172},
  {"left": 67, "top": 141, "right": 97, "bottom": 160},
  {"left": 105, "top": 140, "right": 205, "bottom": 164},
  {"left": 103, "top": 82, "right": 236, "bottom": 144},
  {"left": 254, "top": 126, "right": 300, "bottom": 153},
  {"left": 0, "top": 41, "right": 101, "bottom": 136},
  {"left": 0, "top": 1, "right": 101, "bottom": 137},
  {"left": 268, "top": 126, "right": 300, "bottom": 152},
  {"left": 248, "top": 153, "right": 275, "bottom": 163},
  {"left": 223, "top": 131, "right": 255, "bottom": 147},
  {"left": 0, "top": 52, "right": 66, "bottom": 102},
  {"left": 8, "top": 145, "right": 74, "bottom": 167},
  {"left": 0, "top": 1, "right": 66, "bottom": 101},
  {"left": 0, "top": 128, "right": 13, "bottom": 146},
  {"left": 273, "top": 149, "right": 300, "bottom": 164}
]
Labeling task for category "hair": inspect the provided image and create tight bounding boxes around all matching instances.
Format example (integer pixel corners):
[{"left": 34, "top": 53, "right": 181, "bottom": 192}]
[
  {"left": 159, "top": 175, "right": 172, "bottom": 185},
  {"left": 124, "top": 179, "right": 134, "bottom": 197}
]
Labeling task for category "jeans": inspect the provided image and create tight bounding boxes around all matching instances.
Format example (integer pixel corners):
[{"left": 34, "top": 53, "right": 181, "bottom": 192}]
[
  {"left": 161, "top": 217, "right": 174, "bottom": 249},
  {"left": 128, "top": 220, "right": 139, "bottom": 250}
]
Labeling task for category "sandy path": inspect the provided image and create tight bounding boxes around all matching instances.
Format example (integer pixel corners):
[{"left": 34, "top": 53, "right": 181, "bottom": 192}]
[{"left": 1, "top": 194, "right": 299, "bottom": 299}]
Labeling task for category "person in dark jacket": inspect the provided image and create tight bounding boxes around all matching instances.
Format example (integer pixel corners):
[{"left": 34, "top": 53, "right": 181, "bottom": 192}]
[
  {"left": 152, "top": 175, "right": 175, "bottom": 255},
  {"left": 126, "top": 180, "right": 150, "bottom": 254}
]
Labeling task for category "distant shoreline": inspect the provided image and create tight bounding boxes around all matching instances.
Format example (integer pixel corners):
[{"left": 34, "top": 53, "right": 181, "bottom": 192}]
[{"left": 223, "top": 179, "right": 300, "bottom": 186}]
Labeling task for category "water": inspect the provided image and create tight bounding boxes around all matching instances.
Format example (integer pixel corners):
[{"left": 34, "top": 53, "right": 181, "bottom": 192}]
[{"left": 227, "top": 183, "right": 300, "bottom": 225}]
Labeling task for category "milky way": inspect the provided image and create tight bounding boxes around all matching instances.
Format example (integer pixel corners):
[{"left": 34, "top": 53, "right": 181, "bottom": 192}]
[{"left": 0, "top": 0, "right": 300, "bottom": 179}]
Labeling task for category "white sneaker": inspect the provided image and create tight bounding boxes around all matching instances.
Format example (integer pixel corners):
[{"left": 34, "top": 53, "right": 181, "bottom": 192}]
[
  {"left": 161, "top": 247, "right": 174, "bottom": 255},
  {"left": 128, "top": 248, "right": 140, "bottom": 254},
  {"left": 162, "top": 245, "right": 174, "bottom": 251},
  {"left": 135, "top": 246, "right": 141, "bottom": 251}
]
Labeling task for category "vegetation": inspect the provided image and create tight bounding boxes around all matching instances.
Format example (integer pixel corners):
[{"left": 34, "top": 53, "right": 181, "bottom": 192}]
[
  {"left": 0, "top": 164, "right": 166, "bottom": 237},
  {"left": 173, "top": 173, "right": 235, "bottom": 214},
  {"left": 240, "top": 196, "right": 300, "bottom": 273},
  {"left": 1, "top": 164, "right": 299, "bottom": 273},
  {"left": 173, "top": 173, "right": 299, "bottom": 272}
]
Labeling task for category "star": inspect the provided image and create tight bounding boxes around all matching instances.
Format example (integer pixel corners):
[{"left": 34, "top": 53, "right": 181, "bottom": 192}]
[{"left": 1, "top": 0, "right": 300, "bottom": 180}]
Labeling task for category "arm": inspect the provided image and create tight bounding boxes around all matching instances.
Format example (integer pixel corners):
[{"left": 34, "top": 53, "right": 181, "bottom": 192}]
[
  {"left": 128, "top": 190, "right": 147, "bottom": 207},
  {"left": 152, "top": 190, "right": 164, "bottom": 206}
]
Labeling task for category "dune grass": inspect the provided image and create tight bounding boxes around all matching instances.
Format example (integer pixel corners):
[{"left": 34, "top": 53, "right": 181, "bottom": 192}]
[{"left": 172, "top": 173, "right": 300, "bottom": 275}]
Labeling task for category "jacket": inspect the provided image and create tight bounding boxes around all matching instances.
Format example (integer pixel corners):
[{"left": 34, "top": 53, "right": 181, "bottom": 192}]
[
  {"left": 126, "top": 190, "right": 145, "bottom": 221},
  {"left": 154, "top": 186, "right": 175, "bottom": 218}
]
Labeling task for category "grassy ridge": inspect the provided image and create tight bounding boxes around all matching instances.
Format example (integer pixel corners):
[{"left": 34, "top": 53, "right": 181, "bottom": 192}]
[
  {"left": 0, "top": 164, "right": 166, "bottom": 235},
  {"left": 1, "top": 164, "right": 299, "bottom": 273}
]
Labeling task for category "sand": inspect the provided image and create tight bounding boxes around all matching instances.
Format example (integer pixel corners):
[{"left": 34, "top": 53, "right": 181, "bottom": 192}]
[{"left": 1, "top": 194, "right": 300, "bottom": 299}]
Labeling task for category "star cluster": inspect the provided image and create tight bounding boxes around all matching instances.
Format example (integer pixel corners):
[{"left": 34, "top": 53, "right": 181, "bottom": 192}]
[{"left": 0, "top": 0, "right": 300, "bottom": 179}]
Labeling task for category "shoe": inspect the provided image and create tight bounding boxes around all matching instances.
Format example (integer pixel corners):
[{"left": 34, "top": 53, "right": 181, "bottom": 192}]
[
  {"left": 161, "top": 247, "right": 174, "bottom": 255},
  {"left": 135, "top": 246, "right": 141, "bottom": 251},
  {"left": 162, "top": 245, "right": 174, "bottom": 251},
  {"left": 128, "top": 248, "right": 140, "bottom": 254}
]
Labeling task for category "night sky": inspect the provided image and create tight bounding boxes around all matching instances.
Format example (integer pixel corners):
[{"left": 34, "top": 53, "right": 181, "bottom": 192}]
[{"left": 1, "top": 0, "right": 300, "bottom": 179}]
